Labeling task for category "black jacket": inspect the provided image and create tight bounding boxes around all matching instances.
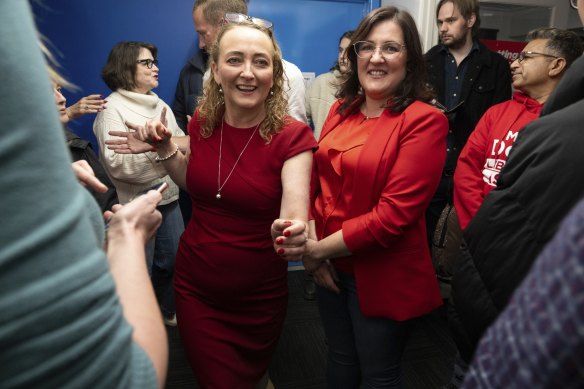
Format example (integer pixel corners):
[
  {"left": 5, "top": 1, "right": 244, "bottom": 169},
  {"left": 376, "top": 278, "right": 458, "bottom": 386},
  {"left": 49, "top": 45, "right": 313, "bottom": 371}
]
[
  {"left": 172, "top": 50, "right": 207, "bottom": 132},
  {"left": 449, "top": 56, "right": 584, "bottom": 362},
  {"left": 425, "top": 41, "right": 511, "bottom": 172},
  {"left": 65, "top": 130, "right": 118, "bottom": 213}
]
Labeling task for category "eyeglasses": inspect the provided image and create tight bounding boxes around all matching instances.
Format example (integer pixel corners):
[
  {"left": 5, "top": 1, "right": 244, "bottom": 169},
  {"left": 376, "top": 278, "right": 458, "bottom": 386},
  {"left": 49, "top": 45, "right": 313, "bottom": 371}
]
[
  {"left": 223, "top": 13, "right": 273, "bottom": 30},
  {"left": 516, "top": 51, "right": 559, "bottom": 63},
  {"left": 136, "top": 59, "right": 158, "bottom": 69},
  {"left": 570, "top": 0, "right": 578, "bottom": 10},
  {"left": 353, "top": 41, "right": 406, "bottom": 60}
]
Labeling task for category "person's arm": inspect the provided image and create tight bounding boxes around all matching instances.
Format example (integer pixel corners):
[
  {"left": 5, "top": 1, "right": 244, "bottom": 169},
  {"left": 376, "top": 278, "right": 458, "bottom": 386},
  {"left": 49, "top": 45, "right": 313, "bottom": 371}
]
[
  {"left": 93, "top": 107, "right": 168, "bottom": 185},
  {"left": 0, "top": 1, "right": 164, "bottom": 386},
  {"left": 66, "top": 93, "right": 106, "bottom": 119},
  {"left": 271, "top": 150, "right": 313, "bottom": 262},
  {"left": 454, "top": 110, "right": 492, "bottom": 230},
  {"left": 104, "top": 192, "right": 168, "bottom": 387},
  {"left": 283, "top": 61, "right": 308, "bottom": 123}
]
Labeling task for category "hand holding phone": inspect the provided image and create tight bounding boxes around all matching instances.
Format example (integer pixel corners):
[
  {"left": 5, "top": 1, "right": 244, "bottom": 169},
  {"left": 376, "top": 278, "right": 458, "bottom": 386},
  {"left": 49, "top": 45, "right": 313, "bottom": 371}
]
[{"left": 134, "top": 182, "right": 169, "bottom": 198}]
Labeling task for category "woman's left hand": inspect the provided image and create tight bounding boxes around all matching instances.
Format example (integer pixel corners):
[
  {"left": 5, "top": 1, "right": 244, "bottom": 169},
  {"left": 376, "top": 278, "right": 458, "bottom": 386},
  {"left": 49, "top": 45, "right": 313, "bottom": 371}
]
[
  {"left": 272, "top": 218, "right": 308, "bottom": 261},
  {"left": 66, "top": 94, "right": 106, "bottom": 119}
]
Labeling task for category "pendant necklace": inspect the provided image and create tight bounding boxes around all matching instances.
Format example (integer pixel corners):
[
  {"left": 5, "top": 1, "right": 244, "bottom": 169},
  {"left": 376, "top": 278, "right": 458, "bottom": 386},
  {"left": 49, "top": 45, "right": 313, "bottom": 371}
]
[{"left": 216, "top": 118, "right": 260, "bottom": 199}]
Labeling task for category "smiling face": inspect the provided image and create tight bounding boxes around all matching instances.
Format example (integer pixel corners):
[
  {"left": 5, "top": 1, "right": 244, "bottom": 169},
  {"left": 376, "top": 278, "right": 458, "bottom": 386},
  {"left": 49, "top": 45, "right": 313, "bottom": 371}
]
[
  {"left": 133, "top": 47, "right": 159, "bottom": 94},
  {"left": 338, "top": 36, "right": 352, "bottom": 73},
  {"left": 356, "top": 19, "right": 407, "bottom": 106},
  {"left": 437, "top": 1, "right": 475, "bottom": 50},
  {"left": 510, "top": 39, "right": 556, "bottom": 95},
  {"left": 212, "top": 26, "right": 274, "bottom": 118}
]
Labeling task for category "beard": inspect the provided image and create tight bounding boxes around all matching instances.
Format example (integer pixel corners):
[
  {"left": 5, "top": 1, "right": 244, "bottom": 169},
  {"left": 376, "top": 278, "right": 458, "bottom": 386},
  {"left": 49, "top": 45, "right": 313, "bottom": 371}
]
[{"left": 441, "top": 33, "right": 468, "bottom": 50}]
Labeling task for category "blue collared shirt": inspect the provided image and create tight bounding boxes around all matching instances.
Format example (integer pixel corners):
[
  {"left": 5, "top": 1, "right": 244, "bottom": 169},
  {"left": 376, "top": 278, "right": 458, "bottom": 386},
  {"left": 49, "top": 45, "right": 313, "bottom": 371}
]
[{"left": 442, "top": 41, "right": 479, "bottom": 110}]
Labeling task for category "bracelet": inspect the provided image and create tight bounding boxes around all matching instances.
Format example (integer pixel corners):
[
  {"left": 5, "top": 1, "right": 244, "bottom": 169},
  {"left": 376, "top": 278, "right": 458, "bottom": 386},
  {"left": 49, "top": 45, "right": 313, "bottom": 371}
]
[{"left": 155, "top": 143, "right": 179, "bottom": 162}]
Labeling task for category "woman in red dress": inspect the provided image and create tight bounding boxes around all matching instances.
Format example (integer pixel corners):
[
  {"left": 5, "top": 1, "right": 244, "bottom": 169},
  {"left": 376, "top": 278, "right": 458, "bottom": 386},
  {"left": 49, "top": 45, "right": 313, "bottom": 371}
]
[{"left": 127, "top": 19, "right": 316, "bottom": 389}]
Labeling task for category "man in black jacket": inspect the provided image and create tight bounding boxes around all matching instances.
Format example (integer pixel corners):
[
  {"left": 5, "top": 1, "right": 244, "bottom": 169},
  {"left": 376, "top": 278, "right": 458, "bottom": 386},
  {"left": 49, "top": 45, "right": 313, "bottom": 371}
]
[
  {"left": 450, "top": 0, "right": 584, "bottom": 371},
  {"left": 172, "top": 50, "right": 207, "bottom": 133},
  {"left": 425, "top": 0, "right": 511, "bottom": 250}
]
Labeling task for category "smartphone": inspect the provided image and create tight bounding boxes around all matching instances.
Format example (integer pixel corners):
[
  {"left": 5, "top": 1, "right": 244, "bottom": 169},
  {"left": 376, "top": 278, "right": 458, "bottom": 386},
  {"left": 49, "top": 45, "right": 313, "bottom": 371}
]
[
  {"left": 136, "top": 182, "right": 169, "bottom": 197},
  {"left": 106, "top": 182, "right": 168, "bottom": 233}
]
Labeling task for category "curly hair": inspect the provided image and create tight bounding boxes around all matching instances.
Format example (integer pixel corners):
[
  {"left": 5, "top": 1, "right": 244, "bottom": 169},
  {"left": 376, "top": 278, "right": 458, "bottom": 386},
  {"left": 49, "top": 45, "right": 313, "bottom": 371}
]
[
  {"left": 337, "top": 6, "right": 434, "bottom": 116},
  {"left": 196, "top": 21, "right": 288, "bottom": 142}
]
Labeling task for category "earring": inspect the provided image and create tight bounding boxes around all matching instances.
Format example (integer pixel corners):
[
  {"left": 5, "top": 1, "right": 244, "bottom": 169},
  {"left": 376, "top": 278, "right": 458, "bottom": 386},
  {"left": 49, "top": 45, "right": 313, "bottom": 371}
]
[
  {"left": 219, "top": 86, "right": 223, "bottom": 94},
  {"left": 358, "top": 85, "right": 363, "bottom": 95},
  {"left": 270, "top": 89, "right": 274, "bottom": 96}
]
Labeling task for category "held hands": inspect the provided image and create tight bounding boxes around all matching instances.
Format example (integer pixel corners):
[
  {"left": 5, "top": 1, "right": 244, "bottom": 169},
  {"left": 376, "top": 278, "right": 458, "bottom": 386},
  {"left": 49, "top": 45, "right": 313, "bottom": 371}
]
[
  {"left": 104, "top": 190, "right": 163, "bottom": 246},
  {"left": 105, "top": 107, "right": 169, "bottom": 154},
  {"left": 272, "top": 219, "right": 340, "bottom": 293},
  {"left": 66, "top": 94, "right": 106, "bottom": 119},
  {"left": 271, "top": 219, "right": 308, "bottom": 262}
]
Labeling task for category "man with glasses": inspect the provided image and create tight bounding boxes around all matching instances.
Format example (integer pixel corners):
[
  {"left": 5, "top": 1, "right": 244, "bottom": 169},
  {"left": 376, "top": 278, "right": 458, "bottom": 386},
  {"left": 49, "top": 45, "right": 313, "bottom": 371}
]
[
  {"left": 449, "top": 0, "right": 584, "bottom": 382},
  {"left": 424, "top": 0, "right": 511, "bottom": 271},
  {"left": 454, "top": 27, "right": 582, "bottom": 231},
  {"left": 458, "top": 3, "right": 584, "bottom": 385}
]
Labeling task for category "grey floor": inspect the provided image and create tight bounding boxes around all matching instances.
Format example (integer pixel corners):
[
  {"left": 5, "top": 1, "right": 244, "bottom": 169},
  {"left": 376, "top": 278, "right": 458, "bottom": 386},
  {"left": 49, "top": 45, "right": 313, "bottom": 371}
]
[{"left": 165, "top": 270, "right": 457, "bottom": 389}]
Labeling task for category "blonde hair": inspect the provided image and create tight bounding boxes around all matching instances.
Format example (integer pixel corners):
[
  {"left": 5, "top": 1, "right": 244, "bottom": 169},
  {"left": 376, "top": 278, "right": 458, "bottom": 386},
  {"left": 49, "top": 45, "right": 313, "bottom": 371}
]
[
  {"left": 197, "top": 22, "right": 288, "bottom": 142},
  {"left": 38, "top": 36, "right": 75, "bottom": 90}
]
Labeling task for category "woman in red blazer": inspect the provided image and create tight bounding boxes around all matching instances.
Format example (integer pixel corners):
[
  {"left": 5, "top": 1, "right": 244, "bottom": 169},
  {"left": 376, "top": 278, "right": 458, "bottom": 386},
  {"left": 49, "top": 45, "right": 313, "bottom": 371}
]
[{"left": 273, "top": 6, "right": 448, "bottom": 388}]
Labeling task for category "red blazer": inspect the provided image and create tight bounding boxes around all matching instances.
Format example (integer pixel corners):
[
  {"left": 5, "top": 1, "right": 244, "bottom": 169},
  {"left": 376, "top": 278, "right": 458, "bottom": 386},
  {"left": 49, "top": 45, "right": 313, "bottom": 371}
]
[{"left": 313, "top": 99, "right": 448, "bottom": 320}]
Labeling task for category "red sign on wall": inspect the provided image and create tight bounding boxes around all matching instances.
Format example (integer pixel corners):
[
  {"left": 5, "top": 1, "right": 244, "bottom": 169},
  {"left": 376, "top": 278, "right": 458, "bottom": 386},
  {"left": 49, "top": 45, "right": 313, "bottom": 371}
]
[{"left": 481, "top": 39, "right": 527, "bottom": 64}]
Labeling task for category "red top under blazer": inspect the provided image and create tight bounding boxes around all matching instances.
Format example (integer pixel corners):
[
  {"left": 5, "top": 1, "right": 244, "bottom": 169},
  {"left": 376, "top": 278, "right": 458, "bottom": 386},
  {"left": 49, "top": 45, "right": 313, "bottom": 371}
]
[{"left": 312, "top": 98, "right": 448, "bottom": 321}]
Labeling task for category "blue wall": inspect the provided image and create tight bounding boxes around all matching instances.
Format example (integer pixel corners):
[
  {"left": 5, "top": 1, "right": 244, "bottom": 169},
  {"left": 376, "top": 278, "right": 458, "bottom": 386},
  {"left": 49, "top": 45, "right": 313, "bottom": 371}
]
[{"left": 33, "top": 0, "right": 379, "bottom": 146}]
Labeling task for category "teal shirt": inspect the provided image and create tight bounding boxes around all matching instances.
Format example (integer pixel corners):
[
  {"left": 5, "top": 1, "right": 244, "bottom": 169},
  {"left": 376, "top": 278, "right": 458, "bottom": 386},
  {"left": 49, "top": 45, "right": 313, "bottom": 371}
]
[{"left": 0, "top": 1, "right": 157, "bottom": 387}]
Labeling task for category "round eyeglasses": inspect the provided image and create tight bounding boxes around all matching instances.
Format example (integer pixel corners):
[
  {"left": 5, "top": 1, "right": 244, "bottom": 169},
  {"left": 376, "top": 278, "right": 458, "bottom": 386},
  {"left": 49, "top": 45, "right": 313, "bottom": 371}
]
[
  {"left": 353, "top": 41, "right": 406, "bottom": 60},
  {"left": 137, "top": 59, "right": 158, "bottom": 69},
  {"left": 516, "top": 51, "right": 559, "bottom": 63}
]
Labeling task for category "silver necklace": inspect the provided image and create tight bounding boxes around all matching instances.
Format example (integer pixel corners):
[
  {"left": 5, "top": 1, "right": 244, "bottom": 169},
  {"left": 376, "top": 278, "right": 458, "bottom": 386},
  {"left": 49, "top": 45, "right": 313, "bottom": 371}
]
[{"left": 216, "top": 118, "right": 260, "bottom": 199}]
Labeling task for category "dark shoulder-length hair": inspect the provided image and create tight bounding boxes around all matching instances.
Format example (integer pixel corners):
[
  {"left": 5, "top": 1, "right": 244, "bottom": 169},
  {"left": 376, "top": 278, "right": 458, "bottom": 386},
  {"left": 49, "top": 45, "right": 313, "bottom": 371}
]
[
  {"left": 337, "top": 6, "right": 434, "bottom": 116},
  {"left": 101, "top": 41, "right": 158, "bottom": 92}
]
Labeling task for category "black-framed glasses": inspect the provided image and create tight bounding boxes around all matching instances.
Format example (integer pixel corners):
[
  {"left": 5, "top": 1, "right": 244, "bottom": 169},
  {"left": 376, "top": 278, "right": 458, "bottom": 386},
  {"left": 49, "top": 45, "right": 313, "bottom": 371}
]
[
  {"left": 353, "top": 41, "right": 406, "bottom": 60},
  {"left": 136, "top": 58, "right": 158, "bottom": 69},
  {"left": 517, "top": 51, "right": 559, "bottom": 63},
  {"left": 570, "top": 0, "right": 578, "bottom": 10},
  {"left": 223, "top": 12, "right": 273, "bottom": 30}
]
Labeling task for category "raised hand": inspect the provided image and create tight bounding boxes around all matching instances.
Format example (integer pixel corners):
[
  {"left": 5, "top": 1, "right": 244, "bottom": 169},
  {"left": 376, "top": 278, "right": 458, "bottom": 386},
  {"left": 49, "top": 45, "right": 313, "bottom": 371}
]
[
  {"left": 126, "top": 107, "right": 171, "bottom": 144},
  {"left": 66, "top": 94, "right": 106, "bottom": 119}
]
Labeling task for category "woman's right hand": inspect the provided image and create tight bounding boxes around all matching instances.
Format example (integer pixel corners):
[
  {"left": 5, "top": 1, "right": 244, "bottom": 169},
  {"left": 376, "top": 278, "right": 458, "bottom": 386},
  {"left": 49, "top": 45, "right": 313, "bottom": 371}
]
[{"left": 104, "top": 190, "right": 162, "bottom": 247}]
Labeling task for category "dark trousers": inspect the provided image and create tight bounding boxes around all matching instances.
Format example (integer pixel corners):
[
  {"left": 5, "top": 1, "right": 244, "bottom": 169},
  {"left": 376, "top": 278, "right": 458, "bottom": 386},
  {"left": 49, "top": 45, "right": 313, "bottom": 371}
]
[{"left": 317, "top": 271, "right": 411, "bottom": 389}]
